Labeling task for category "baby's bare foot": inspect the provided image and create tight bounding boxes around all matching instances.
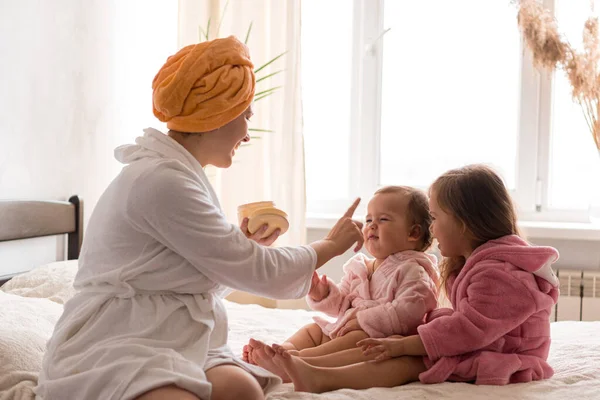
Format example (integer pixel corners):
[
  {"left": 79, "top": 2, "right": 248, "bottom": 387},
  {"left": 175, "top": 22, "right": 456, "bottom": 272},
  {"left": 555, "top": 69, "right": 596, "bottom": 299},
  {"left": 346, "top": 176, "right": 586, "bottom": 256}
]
[
  {"left": 249, "top": 339, "right": 291, "bottom": 383},
  {"left": 242, "top": 344, "right": 251, "bottom": 363},
  {"left": 243, "top": 341, "right": 259, "bottom": 365}
]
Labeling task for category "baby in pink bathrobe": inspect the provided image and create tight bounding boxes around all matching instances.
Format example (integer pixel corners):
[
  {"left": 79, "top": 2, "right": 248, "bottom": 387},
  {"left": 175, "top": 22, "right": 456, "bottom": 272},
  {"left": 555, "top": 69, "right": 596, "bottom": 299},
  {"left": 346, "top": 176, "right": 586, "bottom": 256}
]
[
  {"left": 263, "top": 164, "right": 560, "bottom": 393},
  {"left": 308, "top": 249, "right": 438, "bottom": 340},
  {"left": 245, "top": 186, "right": 439, "bottom": 382}
]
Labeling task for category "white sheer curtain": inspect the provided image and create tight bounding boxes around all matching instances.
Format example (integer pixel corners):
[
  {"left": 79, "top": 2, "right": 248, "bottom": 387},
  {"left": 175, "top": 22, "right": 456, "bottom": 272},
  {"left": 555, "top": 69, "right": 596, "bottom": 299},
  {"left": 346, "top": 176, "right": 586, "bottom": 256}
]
[{"left": 178, "top": 0, "right": 308, "bottom": 248}]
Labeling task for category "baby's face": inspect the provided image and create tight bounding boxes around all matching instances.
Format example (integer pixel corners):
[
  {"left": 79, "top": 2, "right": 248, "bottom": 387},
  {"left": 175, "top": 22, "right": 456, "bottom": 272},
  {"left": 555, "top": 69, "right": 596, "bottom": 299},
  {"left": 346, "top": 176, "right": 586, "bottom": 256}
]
[{"left": 363, "top": 193, "right": 413, "bottom": 259}]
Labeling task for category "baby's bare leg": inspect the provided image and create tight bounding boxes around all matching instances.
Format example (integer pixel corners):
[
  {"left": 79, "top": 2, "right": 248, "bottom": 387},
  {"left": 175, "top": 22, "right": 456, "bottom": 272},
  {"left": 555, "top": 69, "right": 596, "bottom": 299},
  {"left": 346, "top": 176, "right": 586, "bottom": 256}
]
[
  {"left": 281, "top": 323, "right": 331, "bottom": 352},
  {"left": 245, "top": 323, "right": 328, "bottom": 363},
  {"left": 296, "top": 330, "right": 369, "bottom": 357},
  {"left": 299, "top": 347, "right": 376, "bottom": 367}
]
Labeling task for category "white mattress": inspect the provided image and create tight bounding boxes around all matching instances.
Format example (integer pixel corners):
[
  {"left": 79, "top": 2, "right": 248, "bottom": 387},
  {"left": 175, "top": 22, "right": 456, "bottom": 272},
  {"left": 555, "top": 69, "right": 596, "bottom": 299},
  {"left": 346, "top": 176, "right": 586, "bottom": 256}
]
[
  {"left": 225, "top": 301, "right": 600, "bottom": 400},
  {"left": 1, "top": 261, "right": 599, "bottom": 400}
]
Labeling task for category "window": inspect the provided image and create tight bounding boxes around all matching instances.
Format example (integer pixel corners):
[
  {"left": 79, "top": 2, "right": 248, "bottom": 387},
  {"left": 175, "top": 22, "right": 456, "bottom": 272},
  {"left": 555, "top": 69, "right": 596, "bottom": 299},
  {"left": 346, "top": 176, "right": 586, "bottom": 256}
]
[
  {"left": 379, "top": 1, "right": 521, "bottom": 190},
  {"left": 549, "top": 0, "right": 600, "bottom": 211},
  {"left": 302, "top": 0, "right": 600, "bottom": 223},
  {"left": 301, "top": 0, "right": 354, "bottom": 205}
]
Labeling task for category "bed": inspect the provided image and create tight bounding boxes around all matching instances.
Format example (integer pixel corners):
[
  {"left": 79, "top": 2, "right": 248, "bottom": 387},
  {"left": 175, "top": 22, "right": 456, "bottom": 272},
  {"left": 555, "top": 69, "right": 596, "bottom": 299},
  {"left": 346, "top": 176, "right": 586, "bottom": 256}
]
[{"left": 1, "top": 197, "right": 599, "bottom": 400}]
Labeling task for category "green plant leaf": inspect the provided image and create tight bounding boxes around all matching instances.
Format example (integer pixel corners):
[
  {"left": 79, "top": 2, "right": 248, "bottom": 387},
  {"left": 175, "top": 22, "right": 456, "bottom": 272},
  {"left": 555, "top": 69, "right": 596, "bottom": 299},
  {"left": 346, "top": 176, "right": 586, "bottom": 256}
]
[
  {"left": 255, "top": 52, "right": 287, "bottom": 74},
  {"left": 254, "top": 87, "right": 282, "bottom": 102},
  {"left": 256, "top": 70, "right": 283, "bottom": 83},
  {"left": 254, "top": 92, "right": 277, "bottom": 102},
  {"left": 205, "top": 17, "right": 211, "bottom": 41},
  {"left": 199, "top": 26, "right": 207, "bottom": 42},
  {"left": 249, "top": 128, "right": 274, "bottom": 133},
  {"left": 216, "top": 0, "right": 230, "bottom": 38},
  {"left": 244, "top": 21, "right": 254, "bottom": 45},
  {"left": 241, "top": 136, "right": 262, "bottom": 146},
  {"left": 255, "top": 86, "right": 282, "bottom": 98}
]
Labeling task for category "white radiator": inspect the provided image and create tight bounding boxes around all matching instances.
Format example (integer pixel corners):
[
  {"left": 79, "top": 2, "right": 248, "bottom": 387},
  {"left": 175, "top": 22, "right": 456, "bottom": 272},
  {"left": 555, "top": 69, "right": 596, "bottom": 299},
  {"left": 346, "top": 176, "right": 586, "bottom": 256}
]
[{"left": 553, "top": 269, "right": 600, "bottom": 321}]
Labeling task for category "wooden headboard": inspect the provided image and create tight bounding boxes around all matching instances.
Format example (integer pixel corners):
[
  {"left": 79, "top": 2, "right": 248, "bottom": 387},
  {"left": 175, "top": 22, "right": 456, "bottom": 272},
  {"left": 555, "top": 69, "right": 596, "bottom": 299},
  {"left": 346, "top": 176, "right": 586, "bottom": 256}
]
[{"left": 0, "top": 195, "right": 83, "bottom": 285}]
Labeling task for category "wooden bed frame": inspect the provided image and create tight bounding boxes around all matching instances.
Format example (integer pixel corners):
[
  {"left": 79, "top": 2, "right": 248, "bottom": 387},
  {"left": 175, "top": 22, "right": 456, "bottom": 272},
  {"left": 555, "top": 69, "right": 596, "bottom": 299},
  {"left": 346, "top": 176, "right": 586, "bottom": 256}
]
[{"left": 0, "top": 195, "right": 83, "bottom": 285}]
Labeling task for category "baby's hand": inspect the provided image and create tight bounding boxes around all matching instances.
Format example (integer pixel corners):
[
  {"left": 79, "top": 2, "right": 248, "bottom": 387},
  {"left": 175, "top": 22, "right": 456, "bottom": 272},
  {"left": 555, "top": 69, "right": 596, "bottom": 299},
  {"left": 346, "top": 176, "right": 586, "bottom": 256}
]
[
  {"left": 357, "top": 337, "right": 405, "bottom": 362},
  {"left": 337, "top": 318, "right": 362, "bottom": 337},
  {"left": 308, "top": 271, "right": 330, "bottom": 301}
]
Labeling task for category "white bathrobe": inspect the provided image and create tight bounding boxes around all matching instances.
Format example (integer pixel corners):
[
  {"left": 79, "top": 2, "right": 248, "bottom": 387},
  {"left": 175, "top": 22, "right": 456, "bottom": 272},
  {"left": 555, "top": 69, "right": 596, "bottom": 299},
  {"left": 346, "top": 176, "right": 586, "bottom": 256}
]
[{"left": 35, "top": 128, "right": 316, "bottom": 400}]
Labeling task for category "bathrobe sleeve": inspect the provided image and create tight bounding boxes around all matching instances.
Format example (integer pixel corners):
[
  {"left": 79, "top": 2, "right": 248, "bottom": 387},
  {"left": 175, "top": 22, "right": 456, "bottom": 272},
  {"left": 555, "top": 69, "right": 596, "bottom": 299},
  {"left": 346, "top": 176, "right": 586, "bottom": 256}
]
[
  {"left": 357, "top": 262, "right": 438, "bottom": 337},
  {"left": 417, "top": 262, "right": 537, "bottom": 361},
  {"left": 425, "top": 308, "right": 454, "bottom": 322},
  {"left": 126, "top": 161, "right": 316, "bottom": 299},
  {"left": 305, "top": 270, "right": 354, "bottom": 317}
]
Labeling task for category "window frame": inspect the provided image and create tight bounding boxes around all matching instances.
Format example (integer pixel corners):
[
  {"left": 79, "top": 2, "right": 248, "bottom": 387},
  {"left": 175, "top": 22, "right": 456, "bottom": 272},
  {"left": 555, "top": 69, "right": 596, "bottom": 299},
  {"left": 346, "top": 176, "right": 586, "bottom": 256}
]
[{"left": 305, "top": 0, "right": 596, "bottom": 225}]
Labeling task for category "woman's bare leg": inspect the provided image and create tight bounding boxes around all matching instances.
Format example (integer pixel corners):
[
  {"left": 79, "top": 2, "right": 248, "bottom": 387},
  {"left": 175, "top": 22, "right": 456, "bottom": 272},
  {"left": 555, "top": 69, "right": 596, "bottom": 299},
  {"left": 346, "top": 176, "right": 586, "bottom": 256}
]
[
  {"left": 134, "top": 385, "right": 200, "bottom": 400},
  {"left": 206, "top": 365, "right": 264, "bottom": 400},
  {"left": 134, "top": 366, "right": 266, "bottom": 400}
]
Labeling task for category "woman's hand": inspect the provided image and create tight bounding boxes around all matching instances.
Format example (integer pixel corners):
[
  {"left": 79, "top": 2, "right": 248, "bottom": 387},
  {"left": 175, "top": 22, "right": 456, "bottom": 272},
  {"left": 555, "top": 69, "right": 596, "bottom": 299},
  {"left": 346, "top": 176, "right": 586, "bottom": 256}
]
[
  {"left": 325, "top": 198, "right": 364, "bottom": 255},
  {"left": 357, "top": 336, "right": 405, "bottom": 361},
  {"left": 308, "top": 271, "right": 330, "bottom": 302},
  {"left": 240, "top": 218, "right": 281, "bottom": 246},
  {"left": 309, "top": 198, "right": 364, "bottom": 270},
  {"left": 336, "top": 318, "right": 363, "bottom": 337}
]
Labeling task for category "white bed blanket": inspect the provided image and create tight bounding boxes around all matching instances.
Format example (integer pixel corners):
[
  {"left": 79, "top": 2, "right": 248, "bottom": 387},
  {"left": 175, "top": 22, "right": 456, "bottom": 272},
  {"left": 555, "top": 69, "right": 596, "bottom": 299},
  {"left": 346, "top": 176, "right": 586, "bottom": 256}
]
[
  {"left": 1, "top": 262, "right": 599, "bottom": 400},
  {"left": 0, "top": 292, "right": 63, "bottom": 400}
]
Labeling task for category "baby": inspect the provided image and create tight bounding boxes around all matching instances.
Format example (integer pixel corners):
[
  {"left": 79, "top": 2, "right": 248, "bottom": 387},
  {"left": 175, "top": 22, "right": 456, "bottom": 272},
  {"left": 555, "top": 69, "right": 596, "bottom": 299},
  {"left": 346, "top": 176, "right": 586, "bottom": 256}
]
[{"left": 244, "top": 186, "right": 439, "bottom": 381}]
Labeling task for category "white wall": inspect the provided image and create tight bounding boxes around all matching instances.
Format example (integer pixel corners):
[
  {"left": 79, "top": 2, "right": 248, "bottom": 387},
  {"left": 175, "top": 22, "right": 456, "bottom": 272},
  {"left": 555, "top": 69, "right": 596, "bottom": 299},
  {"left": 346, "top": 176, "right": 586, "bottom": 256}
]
[{"left": 0, "top": 0, "right": 178, "bottom": 275}]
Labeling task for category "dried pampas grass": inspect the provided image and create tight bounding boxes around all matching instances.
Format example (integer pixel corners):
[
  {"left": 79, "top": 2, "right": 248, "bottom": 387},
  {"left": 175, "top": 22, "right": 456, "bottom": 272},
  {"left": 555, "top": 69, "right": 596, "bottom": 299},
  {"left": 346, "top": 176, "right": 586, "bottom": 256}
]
[{"left": 516, "top": 0, "right": 600, "bottom": 150}]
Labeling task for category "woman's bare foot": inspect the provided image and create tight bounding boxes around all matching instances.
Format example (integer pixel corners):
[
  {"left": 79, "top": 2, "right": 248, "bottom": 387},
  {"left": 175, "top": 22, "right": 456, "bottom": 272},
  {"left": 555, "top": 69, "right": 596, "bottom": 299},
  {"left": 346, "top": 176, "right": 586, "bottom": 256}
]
[
  {"left": 249, "top": 339, "right": 291, "bottom": 383},
  {"left": 271, "top": 344, "right": 327, "bottom": 393}
]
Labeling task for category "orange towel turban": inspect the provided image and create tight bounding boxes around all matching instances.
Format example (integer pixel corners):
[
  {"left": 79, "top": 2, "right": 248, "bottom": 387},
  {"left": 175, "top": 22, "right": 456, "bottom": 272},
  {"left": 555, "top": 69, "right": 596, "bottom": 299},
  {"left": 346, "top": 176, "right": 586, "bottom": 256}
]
[{"left": 152, "top": 36, "right": 255, "bottom": 133}]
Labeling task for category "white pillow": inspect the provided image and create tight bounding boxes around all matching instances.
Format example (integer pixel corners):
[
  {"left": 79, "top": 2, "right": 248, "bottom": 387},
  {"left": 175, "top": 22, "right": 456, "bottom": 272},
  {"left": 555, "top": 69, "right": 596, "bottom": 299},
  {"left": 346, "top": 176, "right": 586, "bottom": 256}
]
[
  {"left": 0, "top": 260, "right": 78, "bottom": 304},
  {"left": 0, "top": 291, "right": 63, "bottom": 400}
]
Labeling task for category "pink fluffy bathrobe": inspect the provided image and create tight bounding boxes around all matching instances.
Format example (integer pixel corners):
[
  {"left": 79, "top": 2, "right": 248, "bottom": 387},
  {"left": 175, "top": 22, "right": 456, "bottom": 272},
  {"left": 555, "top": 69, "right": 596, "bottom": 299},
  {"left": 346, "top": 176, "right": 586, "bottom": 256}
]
[
  {"left": 417, "top": 235, "right": 560, "bottom": 385},
  {"left": 307, "top": 251, "right": 439, "bottom": 338}
]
